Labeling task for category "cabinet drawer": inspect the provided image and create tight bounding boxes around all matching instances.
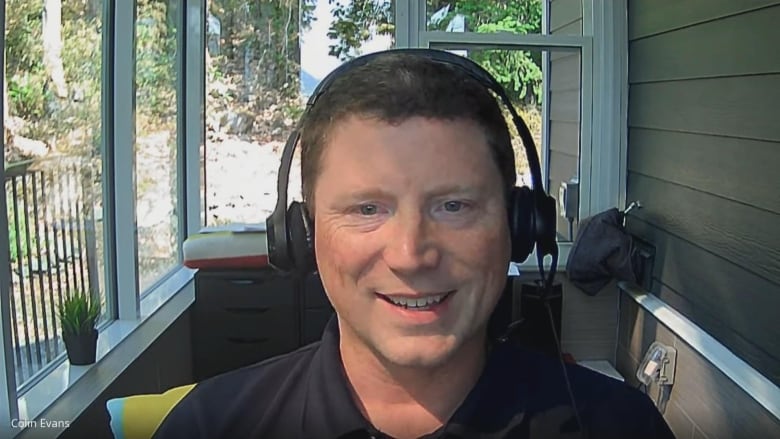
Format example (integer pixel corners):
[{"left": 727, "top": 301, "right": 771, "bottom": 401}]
[
  {"left": 302, "top": 273, "right": 330, "bottom": 308},
  {"left": 193, "top": 331, "right": 298, "bottom": 380},
  {"left": 192, "top": 304, "right": 297, "bottom": 340},
  {"left": 196, "top": 271, "right": 297, "bottom": 309},
  {"left": 302, "top": 307, "right": 334, "bottom": 345}
]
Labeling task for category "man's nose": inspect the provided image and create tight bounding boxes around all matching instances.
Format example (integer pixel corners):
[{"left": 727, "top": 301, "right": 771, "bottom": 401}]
[{"left": 382, "top": 211, "right": 441, "bottom": 272}]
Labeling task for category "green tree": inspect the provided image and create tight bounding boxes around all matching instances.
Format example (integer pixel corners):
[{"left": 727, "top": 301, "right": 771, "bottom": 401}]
[
  {"left": 327, "top": 0, "right": 394, "bottom": 60},
  {"left": 327, "top": 0, "right": 543, "bottom": 104},
  {"left": 208, "top": 0, "right": 317, "bottom": 98}
]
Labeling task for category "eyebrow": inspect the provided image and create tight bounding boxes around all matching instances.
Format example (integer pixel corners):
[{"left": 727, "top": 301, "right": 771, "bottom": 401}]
[{"left": 340, "top": 184, "right": 483, "bottom": 202}]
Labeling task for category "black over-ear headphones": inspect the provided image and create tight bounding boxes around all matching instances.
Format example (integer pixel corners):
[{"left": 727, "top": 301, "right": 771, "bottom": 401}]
[{"left": 266, "top": 48, "right": 558, "bottom": 280}]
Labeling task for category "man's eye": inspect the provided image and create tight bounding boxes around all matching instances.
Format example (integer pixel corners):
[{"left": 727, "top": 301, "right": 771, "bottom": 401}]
[
  {"left": 443, "top": 201, "right": 464, "bottom": 212},
  {"left": 358, "top": 204, "right": 378, "bottom": 216}
]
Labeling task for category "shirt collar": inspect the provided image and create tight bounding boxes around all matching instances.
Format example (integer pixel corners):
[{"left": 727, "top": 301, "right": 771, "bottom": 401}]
[
  {"left": 304, "top": 316, "right": 528, "bottom": 438},
  {"left": 303, "top": 316, "right": 373, "bottom": 438}
]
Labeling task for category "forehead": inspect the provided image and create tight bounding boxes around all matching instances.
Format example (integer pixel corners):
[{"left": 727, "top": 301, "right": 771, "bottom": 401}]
[{"left": 315, "top": 115, "right": 500, "bottom": 194}]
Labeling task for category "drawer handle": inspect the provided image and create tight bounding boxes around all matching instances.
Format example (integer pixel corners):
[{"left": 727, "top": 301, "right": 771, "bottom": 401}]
[
  {"left": 228, "top": 279, "right": 258, "bottom": 285},
  {"left": 224, "top": 307, "right": 269, "bottom": 314},
  {"left": 227, "top": 336, "right": 269, "bottom": 344}
]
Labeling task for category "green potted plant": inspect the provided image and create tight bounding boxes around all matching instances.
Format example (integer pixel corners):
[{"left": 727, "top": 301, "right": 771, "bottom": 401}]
[{"left": 58, "top": 292, "right": 101, "bottom": 365}]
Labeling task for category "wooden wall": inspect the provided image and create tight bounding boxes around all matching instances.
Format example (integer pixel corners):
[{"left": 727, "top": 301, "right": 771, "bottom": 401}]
[
  {"left": 548, "top": 0, "right": 583, "bottom": 240},
  {"left": 626, "top": 0, "right": 780, "bottom": 386}
]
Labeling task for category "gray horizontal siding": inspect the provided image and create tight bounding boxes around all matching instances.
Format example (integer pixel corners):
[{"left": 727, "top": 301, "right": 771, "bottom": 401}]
[
  {"left": 550, "top": 89, "right": 579, "bottom": 123},
  {"left": 552, "top": 19, "right": 581, "bottom": 36},
  {"left": 628, "top": 0, "right": 780, "bottom": 40},
  {"left": 626, "top": 216, "right": 780, "bottom": 384},
  {"left": 627, "top": 0, "right": 780, "bottom": 398},
  {"left": 550, "top": 53, "right": 580, "bottom": 91},
  {"left": 630, "top": 5, "right": 780, "bottom": 82},
  {"left": 549, "top": 150, "right": 577, "bottom": 182},
  {"left": 628, "top": 128, "right": 780, "bottom": 215},
  {"left": 549, "top": 121, "right": 578, "bottom": 156},
  {"left": 548, "top": 6, "right": 581, "bottom": 238},
  {"left": 629, "top": 74, "right": 780, "bottom": 142},
  {"left": 550, "top": 0, "right": 583, "bottom": 34},
  {"left": 627, "top": 173, "right": 780, "bottom": 285},
  {"left": 616, "top": 295, "right": 780, "bottom": 439}
]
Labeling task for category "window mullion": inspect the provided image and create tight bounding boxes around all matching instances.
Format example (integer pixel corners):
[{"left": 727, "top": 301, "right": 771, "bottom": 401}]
[
  {"left": 182, "top": 0, "right": 205, "bottom": 239},
  {"left": 114, "top": 0, "right": 141, "bottom": 320},
  {"left": 395, "top": 0, "right": 417, "bottom": 48},
  {"left": 0, "top": 121, "right": 20, "bottom": 439},
  {"left": 0, "top": 1, "right": 21, "bottom": 430},
  {"left": 588, "top": 0, "right": 627, "bottom": 215}
]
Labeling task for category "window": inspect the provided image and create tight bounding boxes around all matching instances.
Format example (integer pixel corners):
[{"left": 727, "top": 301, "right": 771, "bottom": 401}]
[
  {"left": 202, "top": 0, "right": 395, "bottom": 226},
  {"left": 3, "top": 0, "right": 106, "bottom": 389},
  {"left": 426, "top": 0, "right": 542, "bottom": 35},
  {"left": 418, "top": 0, "right": 593, "bottom": 251},
  {"left": 426, "top": 46, "right": 583, "bottom": 242},
  {"left": 134, "top": 0, "right": 180, "bottom": 292},
  {"left": 0, "top": 0, "right": 626, "bottom": 429}
]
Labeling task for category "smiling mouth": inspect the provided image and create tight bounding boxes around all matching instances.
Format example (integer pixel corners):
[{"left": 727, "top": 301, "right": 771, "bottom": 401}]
[{"left": 376, "top": 291, "right": 455, "bottom": 310}]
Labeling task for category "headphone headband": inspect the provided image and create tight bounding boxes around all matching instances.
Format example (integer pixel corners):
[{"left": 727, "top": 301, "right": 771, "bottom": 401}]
[
  {"left": 304, "top": 48, "right": 545, "bottom": 193},
  {"left": 267, "top": 48, "right": 557, "bottom": 275}
]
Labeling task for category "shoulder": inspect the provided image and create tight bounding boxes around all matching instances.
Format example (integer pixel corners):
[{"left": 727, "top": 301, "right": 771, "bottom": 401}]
[
  {"left": 189, "top": 341, "right": 319, "bottom": 402},
  {"left": 152, "top": 342, "right": 321, "bottom": 439}
]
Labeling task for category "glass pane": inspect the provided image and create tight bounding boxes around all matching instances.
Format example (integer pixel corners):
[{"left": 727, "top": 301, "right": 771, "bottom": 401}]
[
  {"left": 4, "top": 0, "right": 105, "bottom": 386},
  {"left": 547, "top": 51, "right": 582, "bottom": 241},
  {"left": 203, "top": 0, "right": 394, "bottom": 225},
  {"left": 426, "top": 0, "right": 542, "bottom": 35},
  {"left": 429, "top": 47, "right": 582, "bottom": 242},
  {"left": 135, "top": 0, "right": 179, "bottom": 292}
]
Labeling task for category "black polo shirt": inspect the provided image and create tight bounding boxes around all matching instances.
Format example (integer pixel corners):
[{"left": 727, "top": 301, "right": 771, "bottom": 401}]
[{"left": 153, "top": 317, "right": 675, "bottom": 439}]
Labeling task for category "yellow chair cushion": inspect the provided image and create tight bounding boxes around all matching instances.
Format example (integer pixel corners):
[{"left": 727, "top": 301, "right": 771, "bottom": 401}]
[{"left": 106, "top": 383, "right": 195, "bottom": 439}]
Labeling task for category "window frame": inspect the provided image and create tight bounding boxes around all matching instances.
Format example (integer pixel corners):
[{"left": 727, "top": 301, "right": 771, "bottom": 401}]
[
  {"left": 0, "top": 0, "right": 205, "bottom": 431},
  {"left": 0, "top": 0, "right": 626, "bottom": 431},
  {"left": 396, "top": 0, "right": 628, "bottom": 269}
]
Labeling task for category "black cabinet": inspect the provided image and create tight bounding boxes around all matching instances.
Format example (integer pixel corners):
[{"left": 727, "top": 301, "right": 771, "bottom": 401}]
[
  {"left": 192, "top": 268, "right": 333, "bottom": 381},
  {"left": 300, "top": 272, "right": 334, "bottom": 345},
  {"left": 192, "top": 269, "right": 298, "bottom": 380}
]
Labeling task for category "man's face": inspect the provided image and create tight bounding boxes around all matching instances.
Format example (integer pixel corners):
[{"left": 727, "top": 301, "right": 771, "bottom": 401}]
[{"left": 313, "top": 115, "right": 511, "bottom": 368}]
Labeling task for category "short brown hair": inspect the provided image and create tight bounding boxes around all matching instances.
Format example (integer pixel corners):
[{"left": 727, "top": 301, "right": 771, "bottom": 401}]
[{"left": 300, "top": 52, "right": 516, "bottom": 212}]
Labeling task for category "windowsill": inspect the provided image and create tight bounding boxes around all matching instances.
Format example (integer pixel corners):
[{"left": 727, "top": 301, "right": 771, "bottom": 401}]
[
  {"left": 512, "top": 241, "right": 572, "bottom": 273},
  {"left": 14, "top": 266, "right": 197, "bottom": 437},
  {"left": 618, "top": 281, "right": 780, "bottom": 421}
]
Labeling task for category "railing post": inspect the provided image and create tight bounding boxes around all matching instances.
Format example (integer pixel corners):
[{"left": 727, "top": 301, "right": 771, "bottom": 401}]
[
  {"left": 82, "top": 164, "right": 100, "bottom": 304},
  {"left": 0, "top": 2, "right": 22, "bottom": 432}
]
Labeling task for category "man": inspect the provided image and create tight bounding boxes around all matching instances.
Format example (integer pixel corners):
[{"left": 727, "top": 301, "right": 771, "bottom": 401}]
[{"left": 153, "top": 51, "right": 675, "bottom": 439}]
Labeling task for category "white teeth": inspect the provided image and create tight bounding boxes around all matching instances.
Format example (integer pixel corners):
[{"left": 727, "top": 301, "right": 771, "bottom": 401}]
[{"left": 386, "top": 292, "right": 449, "bottom": 309}]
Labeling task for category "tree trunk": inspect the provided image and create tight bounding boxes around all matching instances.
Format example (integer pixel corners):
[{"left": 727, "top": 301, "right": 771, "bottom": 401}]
[
  {"left": 3, "top": 51, "right": 8, "bottom": 126},
  {"left": 43, "top": 0, "right": 68, "bottom": 99}
]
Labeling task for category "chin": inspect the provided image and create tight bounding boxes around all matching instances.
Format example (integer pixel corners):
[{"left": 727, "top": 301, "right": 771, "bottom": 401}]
[{"left": 374, "top": 334, "right": 460, "bottom": 369}]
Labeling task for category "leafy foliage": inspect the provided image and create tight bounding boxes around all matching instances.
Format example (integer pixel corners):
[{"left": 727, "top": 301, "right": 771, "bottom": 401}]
[
  {"left": 208, "top": 0, "right": 317, "bottom": 98},
  {"left": 6, "top": 219, "right": 37, "bottom": 265},
  {"left": 327, "top": 0, "right": 394, "bottom": 60},
  {"left": 4, "top": 0, "right": 104, "bottom": 155},
  {"left": 326, "top": 0, "right": 543, "bottom": 103},
  {"left": 58, "top": 292, "right": 100, "bottom": 336},
  {"left": 4, "top": 0, "right": 47, "bottom": 121},
  {"left": 136, "top": 0, "right": 178, "bottom": 123}
]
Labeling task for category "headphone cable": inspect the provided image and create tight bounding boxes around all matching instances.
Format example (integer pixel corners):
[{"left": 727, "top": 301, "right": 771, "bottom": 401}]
[{"left": 537, "top": 249, "right": 585, "bottom": 437}]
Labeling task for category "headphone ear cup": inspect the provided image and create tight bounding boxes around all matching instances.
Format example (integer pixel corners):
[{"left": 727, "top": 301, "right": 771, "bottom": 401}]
[
  {"left": 533, "top": 190, "right": 558, "bottom": 257},
  {"left": 508, "top": 186, "right": 535, "bottom": 263},
  {"left": 286, "top": 201, "right": 316, "bottom": 274}
]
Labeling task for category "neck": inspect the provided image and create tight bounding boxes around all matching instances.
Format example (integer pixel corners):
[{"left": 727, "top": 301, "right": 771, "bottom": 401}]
[{"left": 339, "top": 325, "right": 488, "bottom": 439}]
